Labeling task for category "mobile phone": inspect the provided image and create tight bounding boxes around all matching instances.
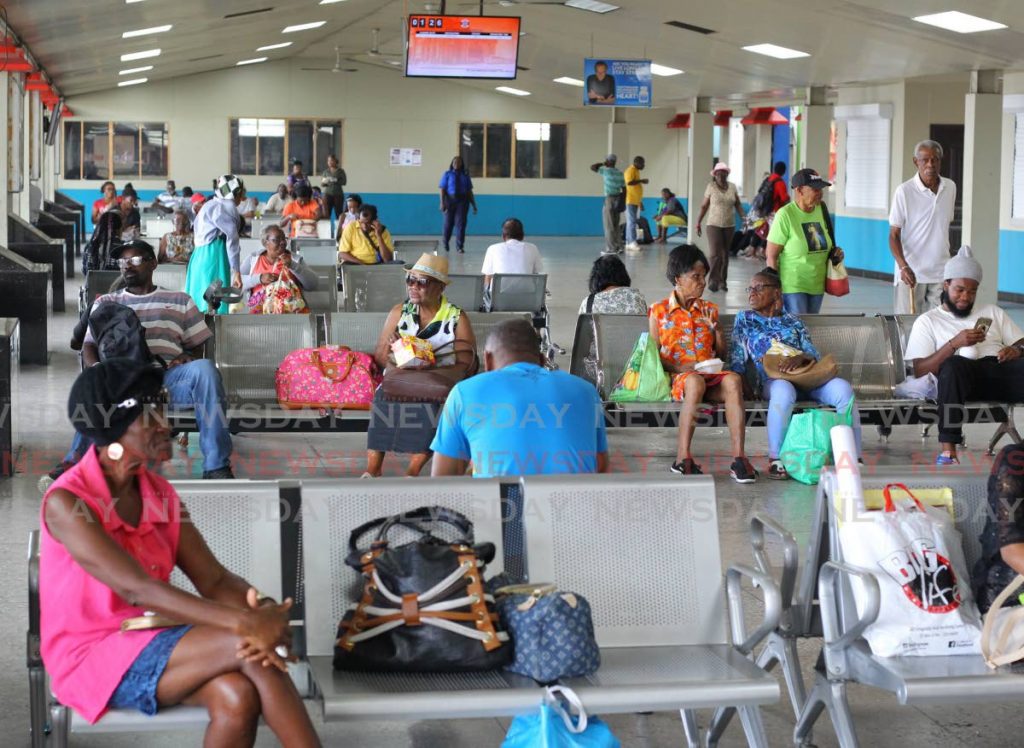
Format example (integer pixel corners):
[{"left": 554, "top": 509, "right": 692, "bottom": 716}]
[{"left": 974, "top": 317, "right": 993, "bottom": 335}]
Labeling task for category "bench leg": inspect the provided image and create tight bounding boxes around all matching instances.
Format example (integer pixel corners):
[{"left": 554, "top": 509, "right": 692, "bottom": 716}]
[
  {"left": 794, "top": 673, "right": 858, "bottom": 748},
  {"left": 28, "top": 666, "right": 47, "bottom": 748},
  {"left": 737, "top": 705, "right": 770, "bottom": 748},
  {"left": 679, "top": 709, "right": 699, "bottom": 748},
  {"left": 50, "top": 703, "right": 70, "bottom": 748},
  {"left": 987, "top": 410, "right": 1021, "bottom": 455}
]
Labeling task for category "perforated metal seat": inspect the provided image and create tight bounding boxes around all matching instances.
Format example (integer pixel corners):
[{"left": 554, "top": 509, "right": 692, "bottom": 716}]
[
  {"left": 445, "top": 273, "right": 485, "bottom": 312},
  {"left": 213, "top": 314, "right": 318, "bottom": 403},
  {"left": 298, "top": 478, "right": 545, "bottom": 721},
  {"left": 151, "top": 264, "right": 187, "bottom": 292},
  {"left": 293, "top": 241, "right": 338, "bottom": 267},
  {"left": 520, "top": 474, "right": 780, "bottom": 747},
  {"left": 340, "top": 264, "right": 407, "bottom": 312},
  {"left": 392, "top": 238, "right": 439, "bottom": 262},
  {"left": 305, "top": 264, "right": 338, "bottom": 312},
  {"left": 32, "top": 481, "right": 290, "bottom": 747}
]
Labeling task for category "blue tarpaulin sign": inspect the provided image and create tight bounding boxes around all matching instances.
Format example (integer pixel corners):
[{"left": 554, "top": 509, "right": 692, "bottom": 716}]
[{"left": 583, "top": 59, "right": 652, "bottom": 107}]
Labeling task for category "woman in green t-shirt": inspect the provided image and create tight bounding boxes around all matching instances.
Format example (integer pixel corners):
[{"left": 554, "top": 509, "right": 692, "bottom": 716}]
[{"left": 765, "top": 168, "right": 845, "bottom": 314}]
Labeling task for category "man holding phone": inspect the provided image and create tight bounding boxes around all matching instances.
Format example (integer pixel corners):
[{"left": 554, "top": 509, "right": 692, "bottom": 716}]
[{"left": 904, "top": 246, "right": 1024, "bottom": 465}]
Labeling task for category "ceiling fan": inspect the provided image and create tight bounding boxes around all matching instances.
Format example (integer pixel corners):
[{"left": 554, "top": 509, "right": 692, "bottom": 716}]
[{"left": 300, "top": 47, "right": 359, "bottom": 73}]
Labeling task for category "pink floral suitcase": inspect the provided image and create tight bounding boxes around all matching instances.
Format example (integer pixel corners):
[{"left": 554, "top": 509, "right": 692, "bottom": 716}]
[{"left": 276, "top": 346, "right": 381, "bottom": 410}]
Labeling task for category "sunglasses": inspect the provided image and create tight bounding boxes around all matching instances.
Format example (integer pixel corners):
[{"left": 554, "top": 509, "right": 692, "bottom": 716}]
[
  {"left": 405, "top": 275, "right": 431, "bottom": 287},
  {"left": 117, "top": 256, "right": 151, "bottom": 268}
]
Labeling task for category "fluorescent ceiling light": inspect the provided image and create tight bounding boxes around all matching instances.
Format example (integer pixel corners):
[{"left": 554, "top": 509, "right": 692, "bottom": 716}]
[
  {"left": 120, "top": 48, "right": 161, "bottom": 61},
  {"left": 320, "top": 0, "right": 349, "bottom": 3},
  {"left": 119, "top": 66, "right": 153, "bottom": 75},
  {"left": 118, "top": 78, "right": 148, "bottom": 87},
  {"left": 553, "top": 76, "right": 584, "bottom": 87},
  {"left": 742, "top": 43, "right": 809, "bottom": 59},
  {"left": 283, "top": 21, "right": 326, "bottom": 33},
  {"left": 496, "top": 86, "right": 530, "bottom": 96},
  {"left": 237, "top": 57, "right": 268, "bottom": 66},
  {"left": 122, "top": 24, "right": 172, "bottom": 38},
  {"left": 125, "top": 0, "right": 146, "bottom": 3},
  {"left": 912, "top": 11, "right": 1007, "bottom": 33},
  {"left": 564, "top": 0, "right": 619, "bottom": 13},
  {"left": 257, "top": 42, "right": 292, "bottom": 51},
  {"left": 650, "top": 62, "right": 684, "bottom": 76}
]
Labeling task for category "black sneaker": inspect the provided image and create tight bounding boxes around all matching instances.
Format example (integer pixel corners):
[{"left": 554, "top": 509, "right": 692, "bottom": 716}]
[
  {"left": 767, "top": 459, "right": 789, "bottom": 480},
  {"left": 730, "top": 457, "right": 758, "bottom": 484},
  {"left": 456, "top": 247, "right": 465, "bottom": 254},
  {"left": 669, "top": 458, "right": 703, "bottom": 475},
  {"left": 202, "top": 465, "right": 235, "bottom": 480}
]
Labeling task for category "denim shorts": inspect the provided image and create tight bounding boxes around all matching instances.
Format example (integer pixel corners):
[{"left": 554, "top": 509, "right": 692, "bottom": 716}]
[{"left": 108, "top": 625, "right": 192, "bottom": 715}]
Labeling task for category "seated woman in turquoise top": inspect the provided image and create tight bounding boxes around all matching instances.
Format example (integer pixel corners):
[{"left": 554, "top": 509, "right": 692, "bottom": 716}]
[{"left": 729, "top": 267, "right": 862, "bottom": 480}]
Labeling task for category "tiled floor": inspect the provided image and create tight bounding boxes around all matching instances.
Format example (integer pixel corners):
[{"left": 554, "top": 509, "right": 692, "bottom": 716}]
[{"left": 2, "top": 235, "right": 1021, "bottom": 746}]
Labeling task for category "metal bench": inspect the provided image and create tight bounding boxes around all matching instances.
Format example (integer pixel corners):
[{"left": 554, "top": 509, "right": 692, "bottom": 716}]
[
  {"left": 300, "top": 477, "right": 546, "bottom": 723},
  {"left": 782, "top": 466, "right": 1012, "bottom": 747},
  {"left": 143, "top": 217, "right": 173, "bottom": 238},
  {"left": 79, "top": 271, "right": 123, "bottom": 315},
  {"left": 340, "top": 264, "right": 407, "bottom": 312},
  {"left": 393, "top": 238, "right": 439, "bottom": 261},
  {"left": 305, "top": 264, "right": 338, "bottom": 313},
  {"left": 43, "top": 201, "right": 82, "bottom": 260},
  {"left": 521, "top": 473, "right": 780, "bottom": 747},
  {"left": 293, "top": 242, "right": 338, "bottom": 268},
  {"left": 881, "top": 313, "right": 1021, "bottom": 453},
  {"left": 446, "top": 273, "right": 486, "bottom": 312},
  {"left": 0, "top": 318, "right": 18, "bottom": 477},
  {"left": 487, "top": 274, "right": 563, "bottom": 359},
  {"left": 151, "top": 264, "right": 187, "bottom": 292},
  {"left": 53, "top": 192, "right": 86, "bottom": 249},
  {"left": 29, "top": 480, "right": 291, "bottom": 747}
]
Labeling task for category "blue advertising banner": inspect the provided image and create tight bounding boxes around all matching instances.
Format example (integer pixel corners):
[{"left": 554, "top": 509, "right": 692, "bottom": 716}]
[{"left": 583, "top": 59, "right": 652, "bottom": 107}]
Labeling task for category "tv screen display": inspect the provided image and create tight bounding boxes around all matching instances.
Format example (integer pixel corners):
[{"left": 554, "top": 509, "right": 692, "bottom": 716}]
[{"left": 406, "top": 15, "right": 521, "bottom": 79}]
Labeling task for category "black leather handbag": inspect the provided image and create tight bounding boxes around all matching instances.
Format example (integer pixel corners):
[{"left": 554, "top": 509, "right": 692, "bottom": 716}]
[{"left": 333, "top": 506, "right": 513, "bottom": 672}]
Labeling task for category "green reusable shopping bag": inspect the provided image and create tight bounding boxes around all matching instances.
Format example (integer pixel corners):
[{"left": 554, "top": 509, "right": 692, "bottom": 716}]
[
  {"left": 609, "top": 333, "right": 671, "bottom": 403},
  {"left": 779, "top": 401, "right": 854, "bottom": 485}
]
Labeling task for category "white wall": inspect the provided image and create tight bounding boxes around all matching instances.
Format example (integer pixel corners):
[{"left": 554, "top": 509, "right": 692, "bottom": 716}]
[{"left": 59, "top": 60, "right": 681, "bottom": 199}]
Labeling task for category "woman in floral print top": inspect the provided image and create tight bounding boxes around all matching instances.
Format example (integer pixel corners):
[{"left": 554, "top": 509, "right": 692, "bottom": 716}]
[{"left": 648, "top": 245, "right": 757, "bottom": 483}]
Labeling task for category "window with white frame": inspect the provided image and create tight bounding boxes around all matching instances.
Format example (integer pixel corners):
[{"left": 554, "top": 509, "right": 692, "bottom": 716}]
[
  {"left": 843, "top": 116, "right": 890, "bottom": 211},
  {"left": 1012, "top": 113, "right": 1024, "bottom": 219}
]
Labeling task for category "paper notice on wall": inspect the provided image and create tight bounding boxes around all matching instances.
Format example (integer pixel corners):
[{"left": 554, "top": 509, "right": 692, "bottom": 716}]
[{"left": 390, "top": 147, "right": 422, "bottom": 167}]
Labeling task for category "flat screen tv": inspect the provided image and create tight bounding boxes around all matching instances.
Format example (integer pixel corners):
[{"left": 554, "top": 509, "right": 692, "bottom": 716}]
[{"left": 406, "top": 15, "right": 521, "bottom": 79}]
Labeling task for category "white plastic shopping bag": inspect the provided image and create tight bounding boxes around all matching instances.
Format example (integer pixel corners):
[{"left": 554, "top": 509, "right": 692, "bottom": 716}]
[{"left": 838, "top": 483, "right": 982, "bottom": 657}]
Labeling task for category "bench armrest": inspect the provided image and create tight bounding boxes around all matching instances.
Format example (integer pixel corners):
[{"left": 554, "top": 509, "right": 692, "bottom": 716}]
[
  {"left": 726, "top": 563, "right": 782, "bottom": 657},
  {"left": 749, "top": 513, "right": 798, "bottom": 611},
  {"left": 27, "top": 530, "right": 41, "bottom": 668},
  {"left": 818, "top": 561, "right": 880, "bottom": 655}
]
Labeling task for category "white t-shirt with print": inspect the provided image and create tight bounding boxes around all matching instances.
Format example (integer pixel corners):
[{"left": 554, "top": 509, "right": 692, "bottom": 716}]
[{"left": 481, "top": 239, "right": 543, "bottom": 277}]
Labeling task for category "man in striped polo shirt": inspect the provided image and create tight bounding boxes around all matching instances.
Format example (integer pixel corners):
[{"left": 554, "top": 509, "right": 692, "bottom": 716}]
[{"left": 80, "top": 240, "right": 234, "bottom": 479}]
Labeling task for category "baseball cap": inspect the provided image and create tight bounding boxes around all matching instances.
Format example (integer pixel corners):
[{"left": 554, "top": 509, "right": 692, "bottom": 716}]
[
  {"left": 606, "top": 153, "right": 618, "bottom": 163},
  {"left": 111, "top": 239, "right": 157, "bottom": 261},
  {"left": 791, "top": 168, "right": 832, "bottom": 190}
]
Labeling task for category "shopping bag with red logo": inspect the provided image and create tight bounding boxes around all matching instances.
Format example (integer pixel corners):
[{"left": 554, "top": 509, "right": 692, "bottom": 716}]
[{"left": 837, "top": 483, "right": 982, "bottom": 657}]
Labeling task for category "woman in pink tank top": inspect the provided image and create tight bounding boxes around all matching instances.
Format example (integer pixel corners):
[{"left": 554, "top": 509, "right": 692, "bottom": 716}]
[{"left": 41, "top": 359, "right": 320, "bottom": 746}]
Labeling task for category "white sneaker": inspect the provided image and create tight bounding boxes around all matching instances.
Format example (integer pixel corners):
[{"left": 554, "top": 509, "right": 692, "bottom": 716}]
[{"left": 625, "top": 242, "right": 641, "bottom": 252}]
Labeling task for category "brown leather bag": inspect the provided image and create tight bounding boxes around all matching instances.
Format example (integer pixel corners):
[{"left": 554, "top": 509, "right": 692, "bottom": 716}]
[
  {"left": 762, "top": 353, "right": 838, "bottom": 390},
  {"left": 379, "top": 340, "right": 479, "bottom": 403}
]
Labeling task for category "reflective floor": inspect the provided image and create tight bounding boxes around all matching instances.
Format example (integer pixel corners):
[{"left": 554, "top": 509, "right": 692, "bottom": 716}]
[{"left": 2, "top": 234, "right": 1021, "bottom": 746}]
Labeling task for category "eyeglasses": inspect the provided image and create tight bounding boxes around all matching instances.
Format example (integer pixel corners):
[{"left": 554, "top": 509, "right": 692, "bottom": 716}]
[
  {"left": 117, "top": 256, "right": 150, "bottom": 268},
  {"left": 405, "top": 275, "right": 431, "bottom": 287},
  {"left": 745, "top": 284, "right": 780, "bottom": 294},
  {"left": 265, "top": 235, "right": 287, "bottom": 245}
]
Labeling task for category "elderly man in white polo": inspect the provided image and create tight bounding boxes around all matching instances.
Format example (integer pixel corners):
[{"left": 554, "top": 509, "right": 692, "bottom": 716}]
[{"left": 888, "top": 139, "right": 956, "bottom": 314}]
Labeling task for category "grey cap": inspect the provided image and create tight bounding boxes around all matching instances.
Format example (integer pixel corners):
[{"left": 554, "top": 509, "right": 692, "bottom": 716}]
[
  {"left": 606, "top": 153, "right": 617, "bottom": 163},
  {"left": 943, "top": 244, "right": 983, "bottom": 283}
]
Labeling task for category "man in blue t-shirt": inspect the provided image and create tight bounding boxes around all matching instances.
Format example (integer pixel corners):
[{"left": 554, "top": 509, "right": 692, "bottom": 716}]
[{"left": 431, "top": 319, "right": 609, "bottom": 478}]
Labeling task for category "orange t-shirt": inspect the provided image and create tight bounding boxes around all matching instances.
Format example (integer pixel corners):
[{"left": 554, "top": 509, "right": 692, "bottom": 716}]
[{"left": 282, "top": 200, "right": 321, "bottom": 236}]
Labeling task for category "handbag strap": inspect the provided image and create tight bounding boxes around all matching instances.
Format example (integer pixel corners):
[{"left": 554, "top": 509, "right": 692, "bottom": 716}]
[
  {"left": 981, "top": 574, "right": 1024, "bottom": 668},
  {"left": 585, "top": 293, "right": 596, "bottom": 314},
  {"left": 346, "top": 505, "right": 475, "bottom": 561},
  {"left": 310, "top": 348, "right": 356, "bottom": 382},
  {"left": 882, "top": 483, "right": 926, "bottom": 513},
  {"left": 545, "top": 686, "right": 589, "bottom": 734}
]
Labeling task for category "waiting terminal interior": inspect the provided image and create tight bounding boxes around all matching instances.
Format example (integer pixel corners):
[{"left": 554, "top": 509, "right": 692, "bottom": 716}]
[{"left": 2, "top": 1, "right": 1024, "bottom": 746}]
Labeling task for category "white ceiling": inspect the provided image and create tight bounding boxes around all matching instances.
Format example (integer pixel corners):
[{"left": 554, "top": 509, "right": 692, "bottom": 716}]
[{"left": 6, "top": 0, "right": 1024, "bottom": 108}]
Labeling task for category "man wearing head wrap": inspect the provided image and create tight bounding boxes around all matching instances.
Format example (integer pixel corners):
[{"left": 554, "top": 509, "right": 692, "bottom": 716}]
[{"left": 903, "top": 245, "right": 1024, "bottom": 464}]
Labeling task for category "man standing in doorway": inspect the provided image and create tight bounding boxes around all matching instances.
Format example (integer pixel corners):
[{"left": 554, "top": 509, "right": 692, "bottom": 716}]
[
  {"left": 888, "top": 139, "right": 956, "bottom": 314},
  {"left": 623, "top": 156, "right": 649, "bottom": 251},
  {"left": 591, "top": 154, "right": 625, "bottom": 255}
]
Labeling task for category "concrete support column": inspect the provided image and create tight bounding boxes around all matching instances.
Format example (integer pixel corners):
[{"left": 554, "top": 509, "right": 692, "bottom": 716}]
[
  {"left": 962, "top": 70, "right": 1002, "bottom": 306},
  {"left": 742, "top": 123, "right": 757, "bottom": 199},
  {"left": 754, "top": 125, "right": 774, "bottom": 187},
  {"left": 717, "top": 118, "right": 730, "bottom": 167},
  {"left": 686, "top": 97, "right": 713, "bottom": 248},
  {"left": 801, "top": 87, "right": 833, "bottom": 172},
  {"left": 608, "top": 107, "right": 629, "bottom": 165},
  {"left": 0, "top": 72, "right": 9, "bottom": 244},
  {"left": 19, "top": 85, "right": 31, "bottom": 220}
]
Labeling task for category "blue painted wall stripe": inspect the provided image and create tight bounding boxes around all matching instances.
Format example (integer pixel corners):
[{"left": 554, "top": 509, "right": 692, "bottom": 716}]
[{"left": 62, "top": 188, "right": 690, "bottom": 238}]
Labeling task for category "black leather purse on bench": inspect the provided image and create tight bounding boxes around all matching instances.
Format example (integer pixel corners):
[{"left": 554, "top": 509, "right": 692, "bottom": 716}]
[{"left": 334, "top": 505, "right": 513, "bottom": 672}]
